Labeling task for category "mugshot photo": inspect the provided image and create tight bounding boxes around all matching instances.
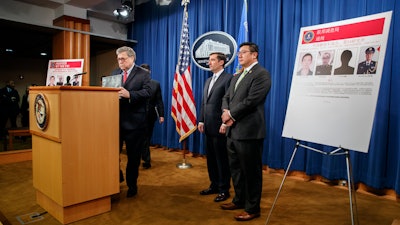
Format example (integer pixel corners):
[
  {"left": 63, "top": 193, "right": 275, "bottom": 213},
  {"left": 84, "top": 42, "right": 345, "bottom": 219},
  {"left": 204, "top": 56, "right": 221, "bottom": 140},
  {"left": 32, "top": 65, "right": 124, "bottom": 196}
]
[
  {"left": 356, "top": 46, "right": 380, "bottom": 74},
  {"left": 296, "top": 52, "right": 316, "bottom": 76}
]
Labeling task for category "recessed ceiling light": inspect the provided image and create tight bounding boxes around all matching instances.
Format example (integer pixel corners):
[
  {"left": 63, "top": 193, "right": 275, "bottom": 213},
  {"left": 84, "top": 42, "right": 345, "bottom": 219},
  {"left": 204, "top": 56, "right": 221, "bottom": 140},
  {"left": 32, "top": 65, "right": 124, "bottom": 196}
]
[{"left": 40, "top": 52, "right": 47, "bottom": 56}]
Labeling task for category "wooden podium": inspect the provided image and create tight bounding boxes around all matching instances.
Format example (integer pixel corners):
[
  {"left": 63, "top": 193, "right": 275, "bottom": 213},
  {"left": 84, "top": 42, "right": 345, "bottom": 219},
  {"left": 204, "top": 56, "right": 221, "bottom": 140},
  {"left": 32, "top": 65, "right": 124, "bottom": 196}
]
[{"left": 29, "top": 86, "right": 120, "bottom": 224}]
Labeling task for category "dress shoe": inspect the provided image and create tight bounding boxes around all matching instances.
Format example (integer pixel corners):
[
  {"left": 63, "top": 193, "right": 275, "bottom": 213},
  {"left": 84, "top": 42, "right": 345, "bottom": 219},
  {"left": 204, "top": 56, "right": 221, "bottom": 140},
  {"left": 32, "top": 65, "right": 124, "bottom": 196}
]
[
  {"left": 199, "top": 188, "right": 218, "bottom": 195},
  {"left": 214, "top": 192, "right": 230, "bottom": 202},
  {"left": 234, "top": 211, "right": 260, "bottom": 221},
  {"left": 220, "top": 202, "right": 244, "bottom": 210},
  {"left": 127, "top": 188, "right": 137, "bottom": 198},
  {"left": 142, "top": 162, "right": 151, "bottom": 169}
]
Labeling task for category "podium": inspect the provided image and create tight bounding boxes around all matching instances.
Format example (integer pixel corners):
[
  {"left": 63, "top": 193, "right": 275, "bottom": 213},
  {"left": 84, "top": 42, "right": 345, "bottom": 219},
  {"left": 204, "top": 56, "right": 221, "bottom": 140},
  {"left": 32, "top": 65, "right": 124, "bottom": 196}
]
[{"left": 29, "top": 86, "right": 120, "bottom": 224}]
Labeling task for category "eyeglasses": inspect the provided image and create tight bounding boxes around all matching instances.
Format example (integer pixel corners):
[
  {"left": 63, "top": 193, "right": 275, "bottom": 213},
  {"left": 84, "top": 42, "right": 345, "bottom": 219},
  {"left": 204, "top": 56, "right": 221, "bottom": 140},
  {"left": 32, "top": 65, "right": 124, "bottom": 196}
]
[
  {"left": 238, "top": 50, "right": 252, "bottom": 55},
  {"left": 117, "top": 57, "right": 131, "bottom": 62}
]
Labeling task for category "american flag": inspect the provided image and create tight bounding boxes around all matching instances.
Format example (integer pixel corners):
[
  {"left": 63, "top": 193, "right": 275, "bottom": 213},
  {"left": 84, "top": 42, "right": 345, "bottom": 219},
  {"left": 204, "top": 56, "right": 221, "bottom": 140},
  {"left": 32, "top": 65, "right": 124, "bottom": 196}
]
[{"left": 171, "top": 2, "right": 197, "bottom": 142}]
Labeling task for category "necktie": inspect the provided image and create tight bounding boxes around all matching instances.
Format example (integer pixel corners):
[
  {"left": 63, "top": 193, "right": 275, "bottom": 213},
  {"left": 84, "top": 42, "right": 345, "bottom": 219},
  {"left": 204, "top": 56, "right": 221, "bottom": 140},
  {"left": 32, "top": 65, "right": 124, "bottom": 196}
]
[
  {"left": 208, "top": 75, "right": 217, "bottom": 96},
  {"left": 235, "top": 70, "right": 248, "bottom": 91},
  {"left": 123, "top": 70, "right": 128, "bottom": 83}
]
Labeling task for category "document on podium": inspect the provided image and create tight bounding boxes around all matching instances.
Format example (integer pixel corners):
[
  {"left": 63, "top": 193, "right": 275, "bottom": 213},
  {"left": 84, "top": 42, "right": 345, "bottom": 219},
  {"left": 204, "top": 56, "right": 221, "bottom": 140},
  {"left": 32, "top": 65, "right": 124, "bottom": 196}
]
[{"left": 102, "top": 74, "right": 122, "bottom": 87}]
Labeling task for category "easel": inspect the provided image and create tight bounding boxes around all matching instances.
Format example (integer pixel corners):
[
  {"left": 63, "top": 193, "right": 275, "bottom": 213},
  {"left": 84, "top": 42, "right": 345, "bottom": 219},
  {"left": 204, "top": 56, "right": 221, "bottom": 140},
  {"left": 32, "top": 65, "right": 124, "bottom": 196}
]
[{"left": 265, "top": 140, "right": 359, "bottom": 225}]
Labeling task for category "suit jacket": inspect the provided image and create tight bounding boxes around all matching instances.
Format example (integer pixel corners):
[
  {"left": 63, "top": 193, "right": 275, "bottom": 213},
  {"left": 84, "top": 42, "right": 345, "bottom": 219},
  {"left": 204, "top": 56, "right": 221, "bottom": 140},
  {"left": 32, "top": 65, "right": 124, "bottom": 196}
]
[
  {"left": 222, "top": 63, "right": 271, "bottom": 140},
  {"left": 111, "top": 65, "right": 151, "bottom": 130},
  {"left": 199, "top": 71, "right": 232, "bottom": 137},
  {"left": 147, "top": 79, "right": 165, "bottom": 122}
]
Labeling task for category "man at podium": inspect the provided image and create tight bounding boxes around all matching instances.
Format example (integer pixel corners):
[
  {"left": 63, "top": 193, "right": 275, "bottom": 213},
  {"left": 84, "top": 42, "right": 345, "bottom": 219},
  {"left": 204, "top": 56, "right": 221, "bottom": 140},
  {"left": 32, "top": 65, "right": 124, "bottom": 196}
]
[{"left": 111, "top": 46, "right": 152, "bottom": 198}]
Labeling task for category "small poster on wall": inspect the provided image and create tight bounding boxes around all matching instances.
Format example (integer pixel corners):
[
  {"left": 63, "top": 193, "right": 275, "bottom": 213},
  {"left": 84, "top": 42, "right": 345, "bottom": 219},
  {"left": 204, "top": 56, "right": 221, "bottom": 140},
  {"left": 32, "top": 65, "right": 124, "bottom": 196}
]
[{"left": 46, "top": 59, "right": 84, "bottom": 86}]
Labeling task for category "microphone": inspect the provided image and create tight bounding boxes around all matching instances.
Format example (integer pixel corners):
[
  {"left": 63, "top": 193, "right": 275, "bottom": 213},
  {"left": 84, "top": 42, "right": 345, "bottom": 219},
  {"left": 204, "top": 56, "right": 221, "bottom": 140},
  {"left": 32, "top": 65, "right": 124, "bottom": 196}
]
[{"left": 73, "top": 72, "right": 87, "bottom": 76}]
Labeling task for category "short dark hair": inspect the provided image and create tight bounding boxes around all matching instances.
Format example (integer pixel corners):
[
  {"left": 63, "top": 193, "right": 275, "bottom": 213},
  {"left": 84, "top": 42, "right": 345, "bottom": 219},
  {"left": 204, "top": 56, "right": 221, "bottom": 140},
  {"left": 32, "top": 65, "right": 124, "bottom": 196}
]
[
  {"left": 140, "top": 63, "right": 151, "bottom": 71},
  {"left": 239, "top": 42, "right": 259, "bottom": 59},
  {"left": 209, "top": 52, "right": 227, "bottom": 66},
  {"left": 302, "top": 53, "right": 313, "bottom": 61}
]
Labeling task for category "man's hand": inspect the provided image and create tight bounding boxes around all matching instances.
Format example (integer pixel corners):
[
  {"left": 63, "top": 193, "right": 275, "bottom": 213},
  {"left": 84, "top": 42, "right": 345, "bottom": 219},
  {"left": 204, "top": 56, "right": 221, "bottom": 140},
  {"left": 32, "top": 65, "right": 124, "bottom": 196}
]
[
  {"left": 219, "top": 124, "right": 227, "bottom": 134},
  {"left": 224, "top": 119, "right": 234, "bottom": 127},
  {"left": 221, "top": 109, "right": 231, "bottom": 123},
  {"left": 198, "top": 123, "right": 204, "bottom": 133},
  {"left": 118, "top": 87, "right": 130, "bottom": 98}
]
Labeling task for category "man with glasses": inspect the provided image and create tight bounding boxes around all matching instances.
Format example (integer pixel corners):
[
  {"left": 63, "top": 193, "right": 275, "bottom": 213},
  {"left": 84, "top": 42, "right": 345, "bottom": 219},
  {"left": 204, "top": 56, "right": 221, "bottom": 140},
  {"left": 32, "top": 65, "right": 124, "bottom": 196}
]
[
  {"left": 111, "top": 46, "right": 151, "bottom": 198},
  {"left": 220, "top": 42, "right": 271, "bottom": 221}
]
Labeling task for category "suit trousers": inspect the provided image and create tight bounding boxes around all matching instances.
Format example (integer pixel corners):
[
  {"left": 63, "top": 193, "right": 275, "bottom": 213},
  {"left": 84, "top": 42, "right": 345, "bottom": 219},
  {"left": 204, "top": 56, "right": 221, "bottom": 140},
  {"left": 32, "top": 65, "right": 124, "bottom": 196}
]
[
  {"left": 121, "top": 128, "right": 146, "bottom": 190},
  {"left": 205, "top": 135, "right": 231, "bottom": 193},
  {"left": 227, "top": 138, "right": 264, "bottom": 214},
  {"left": 142, "top": 117, "right": 156, "bottom": 163}
]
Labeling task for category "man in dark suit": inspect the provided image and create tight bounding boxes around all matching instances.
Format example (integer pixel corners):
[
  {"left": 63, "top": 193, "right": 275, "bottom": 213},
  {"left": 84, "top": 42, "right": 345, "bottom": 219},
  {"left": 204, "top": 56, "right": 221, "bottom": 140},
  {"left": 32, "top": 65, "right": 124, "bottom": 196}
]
[
  {"left": 111, "top": 46, "right": 151, "bottom": 198},
  {"left": 220, "top": 42, "right": 271, "bottom": 221},
  {"left": 140, "top": 63, "right": 165, "bottom": 169},
  {"left": 0, "top": 80, "right": 20, "bottom": 129},
  {"left": 198, "top": 52, "right": 232, "bottom": 202},
  {"left": 357, "top": 47, "right": 377, "bottom": 74}
]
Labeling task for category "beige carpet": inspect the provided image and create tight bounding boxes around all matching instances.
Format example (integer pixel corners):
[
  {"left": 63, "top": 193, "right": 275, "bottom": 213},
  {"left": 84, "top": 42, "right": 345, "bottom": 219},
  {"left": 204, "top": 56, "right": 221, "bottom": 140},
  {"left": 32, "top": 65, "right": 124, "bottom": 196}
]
[{"left": 1, "top": 146, "right": 400, "bottom": 225}]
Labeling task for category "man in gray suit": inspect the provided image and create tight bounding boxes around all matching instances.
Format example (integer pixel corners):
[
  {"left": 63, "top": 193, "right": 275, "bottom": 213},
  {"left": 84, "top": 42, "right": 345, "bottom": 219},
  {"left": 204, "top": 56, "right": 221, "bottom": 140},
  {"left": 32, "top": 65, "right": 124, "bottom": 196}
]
[
  {"left": 220, "top": 42, "right": 271, "bottom": 221},
  {"left": 198, "top": 52, "right": 232, "bottom": 202}
]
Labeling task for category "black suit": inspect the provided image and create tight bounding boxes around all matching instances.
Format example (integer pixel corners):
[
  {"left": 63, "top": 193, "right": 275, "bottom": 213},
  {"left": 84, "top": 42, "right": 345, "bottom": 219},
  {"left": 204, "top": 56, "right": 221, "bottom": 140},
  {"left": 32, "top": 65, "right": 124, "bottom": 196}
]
[
  {"left": 142, "top": 79, "right": 164, "bottom": 164},
  {"left": 199, "top": 71, "right": 232, "bottom": 194},
  {"left": 0, "top": 85, "right": 20, "bottom": 135},
  {"left": 222, "top": 63, "right": 271, "bottom": 214},
  {"left": 112, "top": 65, "right": 151, "bottom": 192}
]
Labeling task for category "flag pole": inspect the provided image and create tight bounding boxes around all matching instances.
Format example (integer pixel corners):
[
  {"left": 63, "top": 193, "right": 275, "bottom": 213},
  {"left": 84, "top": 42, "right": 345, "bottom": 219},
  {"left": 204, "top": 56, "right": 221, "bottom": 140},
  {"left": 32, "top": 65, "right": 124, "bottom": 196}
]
[
  {"left": 175, "top": 0, "right": 193, "bottom": 169},
  {"left": 176, "top": 139, "right": 192, "bottom": 169}
]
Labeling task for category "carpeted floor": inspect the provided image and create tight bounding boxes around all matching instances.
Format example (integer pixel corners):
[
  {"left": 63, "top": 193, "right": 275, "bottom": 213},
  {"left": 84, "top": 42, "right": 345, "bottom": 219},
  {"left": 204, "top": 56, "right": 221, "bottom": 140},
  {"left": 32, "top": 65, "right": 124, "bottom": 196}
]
[{"left": 0, "top": 146, "right": 399, "bottom": 225}]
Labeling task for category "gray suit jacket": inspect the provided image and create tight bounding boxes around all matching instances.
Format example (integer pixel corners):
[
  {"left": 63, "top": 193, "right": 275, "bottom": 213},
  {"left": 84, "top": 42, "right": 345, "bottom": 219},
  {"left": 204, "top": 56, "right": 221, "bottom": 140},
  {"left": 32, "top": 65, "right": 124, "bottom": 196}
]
[{"left": 222, "top": 63, "right": 271, "bottom": 140}]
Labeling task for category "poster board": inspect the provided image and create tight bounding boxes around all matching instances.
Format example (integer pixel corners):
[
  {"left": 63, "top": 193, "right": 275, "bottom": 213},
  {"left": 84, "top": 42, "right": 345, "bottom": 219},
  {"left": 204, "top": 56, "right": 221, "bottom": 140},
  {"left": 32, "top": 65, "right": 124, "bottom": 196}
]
[
  {"left": 46, "top": 59, "right": 84, "bottom": 87},
  {"left": 282, "top": 11, "right": 392, "bottom": 153}
]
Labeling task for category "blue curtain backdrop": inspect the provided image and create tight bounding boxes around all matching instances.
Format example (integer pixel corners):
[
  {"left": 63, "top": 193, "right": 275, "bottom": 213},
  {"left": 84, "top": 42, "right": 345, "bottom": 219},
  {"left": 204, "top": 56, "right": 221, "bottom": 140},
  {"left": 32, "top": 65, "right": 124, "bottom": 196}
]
[{"left": 129, "top": 0, "right": 400, "bottom": 194}]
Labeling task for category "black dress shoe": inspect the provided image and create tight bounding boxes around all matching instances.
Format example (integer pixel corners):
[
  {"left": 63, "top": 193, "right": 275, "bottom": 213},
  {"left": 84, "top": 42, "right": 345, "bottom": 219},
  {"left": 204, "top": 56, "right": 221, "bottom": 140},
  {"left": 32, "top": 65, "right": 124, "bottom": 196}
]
[
  {"left": 127, "top": 188, "right": 137, "bottom": 198},
  {"left": 214, "top": 192, "right": 230, "bottom": 202},
  {"left": 234, "top": 211, "right": 260, "bottom": 221},
  {"left": 199, "top": 188, "right": 218, "bottom": 195},
  {"left": 142, "top": 162, "right": 151, "bottom": 169}
]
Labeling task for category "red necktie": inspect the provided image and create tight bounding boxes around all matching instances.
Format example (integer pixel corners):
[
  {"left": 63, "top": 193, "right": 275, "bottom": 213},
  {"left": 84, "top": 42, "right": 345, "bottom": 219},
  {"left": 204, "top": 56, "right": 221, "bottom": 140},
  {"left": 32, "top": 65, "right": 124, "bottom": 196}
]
[{"left": 123, "top": 70, "right": 128, "bottom": 83}]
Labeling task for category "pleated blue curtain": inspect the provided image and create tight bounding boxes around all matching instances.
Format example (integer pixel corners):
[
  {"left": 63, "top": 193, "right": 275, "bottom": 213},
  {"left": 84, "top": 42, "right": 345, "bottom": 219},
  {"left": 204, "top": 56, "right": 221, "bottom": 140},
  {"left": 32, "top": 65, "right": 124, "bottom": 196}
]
[{"left": 130, "top": 0, "right": 400, "bottom": 194}]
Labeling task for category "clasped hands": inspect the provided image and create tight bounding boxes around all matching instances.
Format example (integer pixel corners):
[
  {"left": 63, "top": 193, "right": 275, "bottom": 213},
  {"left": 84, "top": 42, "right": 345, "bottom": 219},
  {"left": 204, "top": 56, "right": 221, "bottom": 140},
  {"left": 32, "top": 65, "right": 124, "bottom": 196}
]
[
  {"left": 221, "top": 109, "right": 234, "bottom": 127},
  {"left": 219, "top": 109, "right": 233, "bottom": 134}
]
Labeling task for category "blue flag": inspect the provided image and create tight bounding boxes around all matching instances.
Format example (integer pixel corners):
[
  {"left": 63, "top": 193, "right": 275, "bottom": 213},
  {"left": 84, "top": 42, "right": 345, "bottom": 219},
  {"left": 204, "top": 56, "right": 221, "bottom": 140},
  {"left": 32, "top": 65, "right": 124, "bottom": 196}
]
[{"left": 233, "top": 0, "right": 249, "bottom": 74}]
